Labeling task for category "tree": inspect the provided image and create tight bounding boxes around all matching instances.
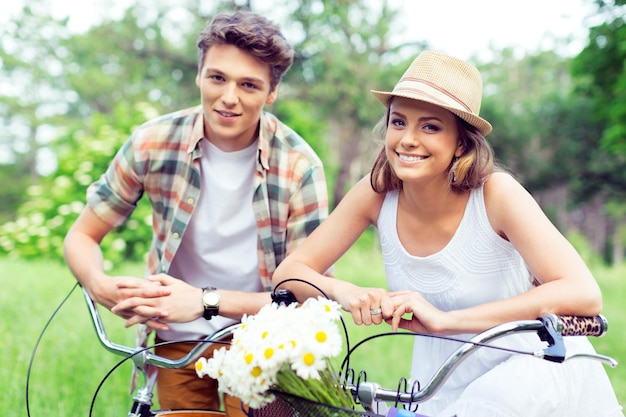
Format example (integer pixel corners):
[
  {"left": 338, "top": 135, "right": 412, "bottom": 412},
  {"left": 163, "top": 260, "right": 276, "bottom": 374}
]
[
  {"left": 572, "top": 0, "right": 626, "bottom": 154},
  {"left": 0, "top": 1, "right": 74, "bottom": 219},
  {"left": 0, "top": 1, "right": 71, "bottom": 173},
  {"left": 569, "top": 0, "right": 626, "bottom": 199},
  {"left": 477, "top": 48, "right": 578, "bottom": 189},
  {"left": 0, "top": 102, "right": 155, "bottom": 266},
  {"left": 60, "top": 4, "right": 202, "bottom": 117},
  {"left": 0, "top": 1, "right": 218, "bottom": 222},
  {"left": 569, "top": 0, "right": 626, "bottom": 261}
]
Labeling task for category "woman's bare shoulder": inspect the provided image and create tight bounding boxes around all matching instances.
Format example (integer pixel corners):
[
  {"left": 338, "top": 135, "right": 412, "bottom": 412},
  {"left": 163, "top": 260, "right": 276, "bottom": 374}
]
[
  {"left": 483, "top": 171, "right": 541, "bottom": 232},
  {"left": 484, "top": 171, "right": 520, "bottom": 189},
  {"left": 483, "top": 171, "right": 531, "bottom": 202}
]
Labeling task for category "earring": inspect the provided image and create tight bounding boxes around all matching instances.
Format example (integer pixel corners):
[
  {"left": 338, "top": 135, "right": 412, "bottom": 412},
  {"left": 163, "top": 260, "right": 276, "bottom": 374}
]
[{"left": 450, "top": 157, "right": 459, "bottom": 183}]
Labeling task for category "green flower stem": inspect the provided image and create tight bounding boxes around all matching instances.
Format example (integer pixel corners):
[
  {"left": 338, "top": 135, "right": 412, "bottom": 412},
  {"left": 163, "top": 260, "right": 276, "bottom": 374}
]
[{"left": 274, "top": 361, "right": 355, "bottom": 409}]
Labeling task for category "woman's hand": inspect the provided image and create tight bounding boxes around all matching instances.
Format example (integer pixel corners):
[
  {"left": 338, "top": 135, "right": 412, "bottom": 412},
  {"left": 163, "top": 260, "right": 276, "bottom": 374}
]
[
  {"left": 335, "top": 282, "right": 394, "bottom": 326},
  {"left": 386, "top": 291, "right": 450, "bottom": 334}
]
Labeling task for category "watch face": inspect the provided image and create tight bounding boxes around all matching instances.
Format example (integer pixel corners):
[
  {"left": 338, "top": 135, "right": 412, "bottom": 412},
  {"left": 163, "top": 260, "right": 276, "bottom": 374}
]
[{"left": 203, "top": 291, "right": 219, "bottom": 307}]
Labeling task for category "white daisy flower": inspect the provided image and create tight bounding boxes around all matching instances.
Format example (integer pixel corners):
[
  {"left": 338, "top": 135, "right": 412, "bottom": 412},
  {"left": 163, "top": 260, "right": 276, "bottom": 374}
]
[{"left": 196, "top": 296, "right": 353, "bottom": 409}]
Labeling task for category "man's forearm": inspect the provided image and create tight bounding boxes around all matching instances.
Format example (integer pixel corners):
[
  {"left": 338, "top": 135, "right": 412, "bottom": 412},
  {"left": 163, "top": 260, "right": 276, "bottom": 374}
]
[{"left": 63, "top": 231, "right": 108, "bottom": 303}]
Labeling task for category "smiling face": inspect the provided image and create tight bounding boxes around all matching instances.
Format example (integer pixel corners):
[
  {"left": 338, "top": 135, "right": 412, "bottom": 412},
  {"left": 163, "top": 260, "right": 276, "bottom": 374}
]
[
  {"left": 195, "top": 43, "right": 278, "bottom": 152},
  {"left": 385, "top": 97, "right": 463, "bottom": 185}
]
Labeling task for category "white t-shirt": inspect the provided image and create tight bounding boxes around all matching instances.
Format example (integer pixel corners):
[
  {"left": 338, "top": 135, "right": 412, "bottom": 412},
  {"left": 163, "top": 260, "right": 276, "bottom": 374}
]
[{"left": 160, "top": 138, "right": 263, "bottom": 340}]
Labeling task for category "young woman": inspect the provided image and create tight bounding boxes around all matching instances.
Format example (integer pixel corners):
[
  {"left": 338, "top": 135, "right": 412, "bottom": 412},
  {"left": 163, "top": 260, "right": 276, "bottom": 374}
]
[{"left": 272, "top": 51, "right": 623, "bottom": 416}]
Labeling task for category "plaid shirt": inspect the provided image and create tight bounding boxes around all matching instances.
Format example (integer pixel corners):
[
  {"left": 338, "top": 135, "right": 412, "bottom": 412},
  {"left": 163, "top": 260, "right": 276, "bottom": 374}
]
[{"left": 87, "top": 105, "right": 328, "bottom": 290}]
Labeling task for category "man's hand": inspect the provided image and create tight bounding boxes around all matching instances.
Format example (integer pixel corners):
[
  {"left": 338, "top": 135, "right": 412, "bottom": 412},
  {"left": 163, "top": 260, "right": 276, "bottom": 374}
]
[
  {"left": 91, "top": 275, "right": 170, "bottom": 330},
  {"left": 112, "top": 274, "right": 202, "bottom": 330}
]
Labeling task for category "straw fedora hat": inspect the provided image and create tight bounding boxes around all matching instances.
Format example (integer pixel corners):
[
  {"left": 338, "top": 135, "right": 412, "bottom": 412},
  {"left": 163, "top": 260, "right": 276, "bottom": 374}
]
[{"left": 371, "top": 50, "right": 493, "bottom": 136}]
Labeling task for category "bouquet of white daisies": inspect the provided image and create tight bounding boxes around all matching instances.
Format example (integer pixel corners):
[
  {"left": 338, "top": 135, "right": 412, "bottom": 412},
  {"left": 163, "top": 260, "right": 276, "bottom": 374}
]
[{"left": 195, "top": 296, "right": 354, "bottom": 409}]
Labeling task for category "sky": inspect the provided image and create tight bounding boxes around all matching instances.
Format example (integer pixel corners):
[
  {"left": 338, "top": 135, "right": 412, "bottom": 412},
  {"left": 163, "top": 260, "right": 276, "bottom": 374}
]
[
  {"left": 3, "top": 0, "right": 597, "bottom": 60},
  {"left": 389, "top": 0, "right": 596, "bottom": 60}
]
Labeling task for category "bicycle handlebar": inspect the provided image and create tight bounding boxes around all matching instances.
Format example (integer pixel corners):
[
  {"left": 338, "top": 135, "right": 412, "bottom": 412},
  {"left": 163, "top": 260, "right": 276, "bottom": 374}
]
[
  {"left": 348, "top": 314, "right": 617, "bottom": 411},
  {"left": 82, "top": 287, "right": 240, "bottom": 370},
  {"left": 556, "top": 314, "right": 608, "bottom": 336},
  {"left": 82, "top": 286, "right": 618, "bottom": 415}
]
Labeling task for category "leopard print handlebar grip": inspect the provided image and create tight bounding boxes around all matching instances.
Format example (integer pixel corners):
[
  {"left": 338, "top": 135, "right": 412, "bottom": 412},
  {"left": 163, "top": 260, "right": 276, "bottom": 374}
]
[{"left": 557, "top": 314, "right": 608, "bottom": 337}]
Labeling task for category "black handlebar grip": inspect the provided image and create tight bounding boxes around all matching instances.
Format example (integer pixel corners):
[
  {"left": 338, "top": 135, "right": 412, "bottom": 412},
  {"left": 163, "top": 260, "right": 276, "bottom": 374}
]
[
  {"left": 558, "top": 314, "right": 608, "bottom": 337},
  {"left": 271, "top": 289, "right": 298, "bottom": 306}
]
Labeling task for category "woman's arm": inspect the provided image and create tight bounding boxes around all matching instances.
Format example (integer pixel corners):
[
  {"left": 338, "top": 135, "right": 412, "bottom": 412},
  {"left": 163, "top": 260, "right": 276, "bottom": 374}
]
[
  {"left": 390, "top": 172, "right": 602, "bottom": 335},
  {"left": 485, "top": 172, "right": 601, "bottom": 316},
  {"left": 273, "top": 176, "right": 394, "bottom": 325}
]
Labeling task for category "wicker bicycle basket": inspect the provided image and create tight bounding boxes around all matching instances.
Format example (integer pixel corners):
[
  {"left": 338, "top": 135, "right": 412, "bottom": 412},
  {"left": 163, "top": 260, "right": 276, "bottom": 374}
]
[{"left": 247, "top": 390, "right": 379, "bottom": 417}]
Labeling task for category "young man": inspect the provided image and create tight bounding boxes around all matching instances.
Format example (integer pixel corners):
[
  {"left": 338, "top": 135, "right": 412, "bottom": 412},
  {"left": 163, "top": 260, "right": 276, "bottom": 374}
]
[{"left": 63, "top": 10, "right": 329, "bottom": 415}]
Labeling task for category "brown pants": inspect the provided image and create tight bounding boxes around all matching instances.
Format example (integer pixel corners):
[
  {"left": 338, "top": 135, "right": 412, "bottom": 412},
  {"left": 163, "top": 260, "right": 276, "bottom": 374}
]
[{"left": 154, "top": 336, "right": 248, "bottom": 417}]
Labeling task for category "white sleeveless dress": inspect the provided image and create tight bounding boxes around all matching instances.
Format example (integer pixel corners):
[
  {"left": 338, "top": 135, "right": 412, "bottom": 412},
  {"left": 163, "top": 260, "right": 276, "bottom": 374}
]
[{"left": 377, "top": 188, "right": 623, "bottom": 417}]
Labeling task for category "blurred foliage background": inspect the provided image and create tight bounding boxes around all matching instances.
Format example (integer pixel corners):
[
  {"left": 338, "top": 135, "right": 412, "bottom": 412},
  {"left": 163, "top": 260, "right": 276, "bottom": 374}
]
[{"left": 2, "top": 0, "right": 626, "bottom": 268}]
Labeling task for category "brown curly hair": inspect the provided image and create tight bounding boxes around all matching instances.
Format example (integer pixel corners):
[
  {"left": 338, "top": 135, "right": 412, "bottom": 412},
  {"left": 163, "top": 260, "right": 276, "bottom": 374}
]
[
  {"left": 370, "top": 99, "right": 495, "bottom": 193},
  {"left": 196, "top": 11, "right": 294, "bottom": 90}
]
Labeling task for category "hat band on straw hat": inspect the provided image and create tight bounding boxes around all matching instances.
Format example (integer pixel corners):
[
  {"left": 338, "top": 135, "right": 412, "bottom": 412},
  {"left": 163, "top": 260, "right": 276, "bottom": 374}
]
[
  {"left": 371, "top": 81, "right": 492, "bottom": 135},
  {"left": 392, "top": 77, "right": 475, "bottom": 114}
]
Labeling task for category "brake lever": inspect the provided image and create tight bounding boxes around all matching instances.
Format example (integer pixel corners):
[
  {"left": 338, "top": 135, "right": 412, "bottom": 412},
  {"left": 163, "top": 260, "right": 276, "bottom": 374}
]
[{"left": 537, "top": 315, "right": 566, "bottom": 363}]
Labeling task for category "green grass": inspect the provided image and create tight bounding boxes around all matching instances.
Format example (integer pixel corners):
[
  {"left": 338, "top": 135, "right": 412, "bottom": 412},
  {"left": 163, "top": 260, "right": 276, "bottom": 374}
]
[
  {"left": 2, "top": 241, "right": 624, "bottom": 416},
  {"left": 3, "top": 259, "right": 139, "bottom": 417}
]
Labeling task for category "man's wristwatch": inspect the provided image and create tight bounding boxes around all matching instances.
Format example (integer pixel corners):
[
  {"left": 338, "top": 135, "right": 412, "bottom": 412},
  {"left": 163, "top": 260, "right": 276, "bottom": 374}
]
[{"left": 201, "top": 286, "right": 220, "bottom": 320}]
